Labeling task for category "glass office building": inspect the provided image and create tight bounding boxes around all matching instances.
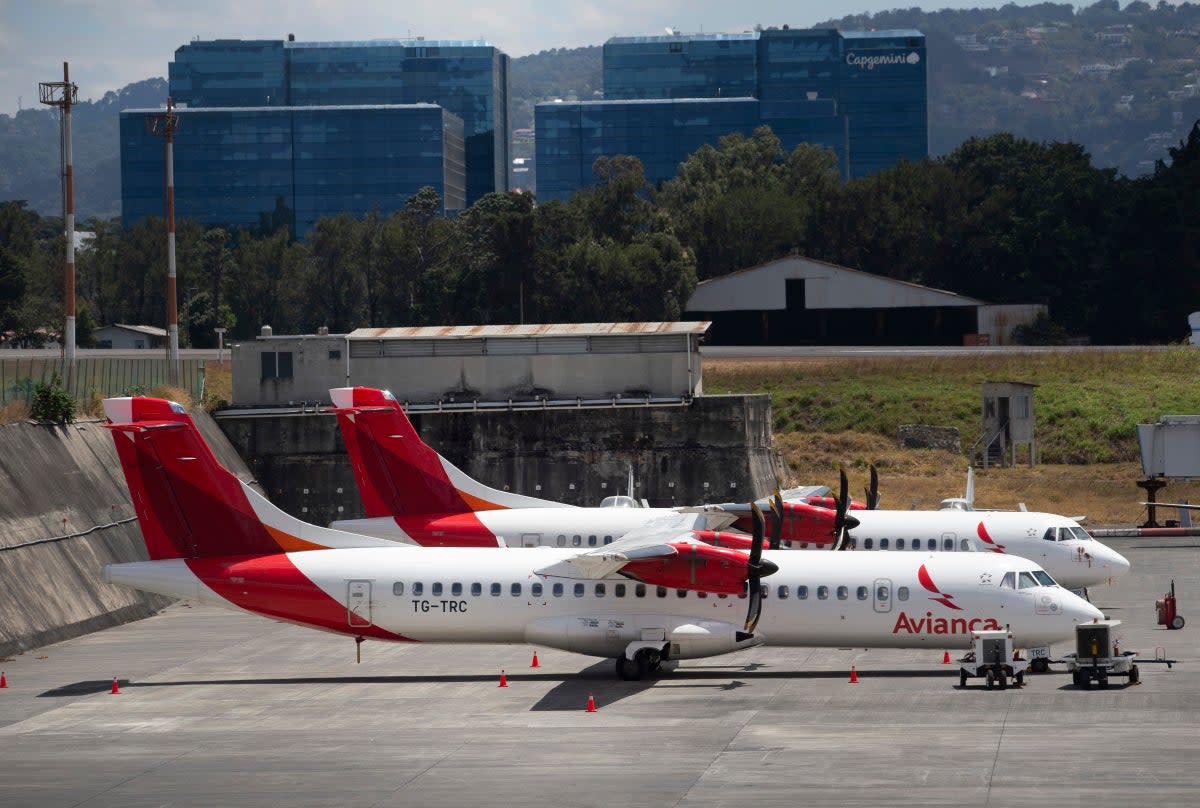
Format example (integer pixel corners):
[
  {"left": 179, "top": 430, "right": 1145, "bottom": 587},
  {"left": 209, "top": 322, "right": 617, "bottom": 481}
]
[
  {"left": 538, "top": 28, "right": 926, "bottom": 200},
  {"left": 122, "top": 37, "right": 506, "bottom": 233},
  {"left": 120, "top": 105, "right": 465, "bottom": 236}
]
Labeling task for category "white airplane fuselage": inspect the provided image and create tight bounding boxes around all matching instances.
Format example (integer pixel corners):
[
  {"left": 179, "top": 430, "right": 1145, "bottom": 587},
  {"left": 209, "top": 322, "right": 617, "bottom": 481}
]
[{"left": 105, "top": 548, "right": 1102, "bottom": 658}]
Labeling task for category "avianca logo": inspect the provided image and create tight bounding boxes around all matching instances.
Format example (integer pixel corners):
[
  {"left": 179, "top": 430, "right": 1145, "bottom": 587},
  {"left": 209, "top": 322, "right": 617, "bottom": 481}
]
[
  {"left": 892, "top": 612, "right": 1002, "bottom": 635},
  {"left": 917, "top": 563, "right": 963, "bottom": 611},
  {"left": 976, "top": 522, "right": 1006, "bottom": 553}
]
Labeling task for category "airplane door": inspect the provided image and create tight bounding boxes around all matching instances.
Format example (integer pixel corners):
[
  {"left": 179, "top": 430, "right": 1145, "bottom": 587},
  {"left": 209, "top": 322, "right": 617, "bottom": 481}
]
[
  {"left": 521, "top": 533, "right": 542, "bottom": 547},
  {"left": 347, "top": 580, "right": 372, "bottom": 627},
  {"left": 872, "top": 578, "right": 893, "bottom": 613}
]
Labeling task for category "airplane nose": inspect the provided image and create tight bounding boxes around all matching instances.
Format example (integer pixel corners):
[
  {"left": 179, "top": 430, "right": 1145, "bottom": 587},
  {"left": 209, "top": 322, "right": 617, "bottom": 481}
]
[
  {"left": 1104, "top": 549, "right": 1131, "bottom": 578},
  {"left": 1066, "top": 590, "right": 1104, "bottom": 623}
]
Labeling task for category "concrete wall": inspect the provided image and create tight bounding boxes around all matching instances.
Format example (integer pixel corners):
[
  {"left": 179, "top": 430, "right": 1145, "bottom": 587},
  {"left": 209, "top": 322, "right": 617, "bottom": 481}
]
[
  {"left": 215, "top": 394, "right": 783, "bottom": 527},
  {"left": 0, "top": 411, "right": 255, "bottom": 657}
]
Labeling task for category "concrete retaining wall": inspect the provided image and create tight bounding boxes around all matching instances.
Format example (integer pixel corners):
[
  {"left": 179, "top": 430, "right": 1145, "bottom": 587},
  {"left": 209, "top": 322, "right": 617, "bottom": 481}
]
[
  {"left": 0, "top": 411, "right": 254, "bottom": 658},
  {"left": 215, "top": 394, "right": 785, "bottom": 527}
]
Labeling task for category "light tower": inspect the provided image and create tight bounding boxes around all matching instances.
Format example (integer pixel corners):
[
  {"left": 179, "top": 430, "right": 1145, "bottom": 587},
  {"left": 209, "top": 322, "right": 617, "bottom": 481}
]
[
  {"left": 38, "top": 62, "right": 78, "bottom": 363},
  {"left": 145, "top": 98, "right": 181, "bottom": 363}
]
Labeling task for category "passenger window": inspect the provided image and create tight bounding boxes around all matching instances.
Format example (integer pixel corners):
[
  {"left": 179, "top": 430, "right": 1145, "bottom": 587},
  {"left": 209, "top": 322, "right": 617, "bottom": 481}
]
[
  {"left": 857, "top": 586, "right": 868, "bottom": 600},
  {"left": 876, "top": 585, "right": 889, "bottom": 602},
  {"left": 615, "top": 583, "right": 626, "bottom": 597},
  {"left": 511, "top": 583, "right": 522, "bottom": 596},
  {"left": 557, "top": 534, "right": 566, "bottom": 547},
  {"left": 636, "top": 584, "right": 646, "bottom": 598},
  {"left": 604, "top": 536, "right": 613, "bottom": 544},
  {"left": 656, "top": 586, "right": 668, "bottom": 598},
  {"left": 798, "top": 585, "right": 809, "bottom": 599},
  {"left": 451, "top": 583, "right": 462, "bottom": 596},
  {"left": 817, "top": 585, "right": 829, "bottom": 600},
  {"left": 880, "top": 538, "right": 889, "bottom": 550},
  {"left": 596, "top": 583, "right": 606, "bottom": 597},
  {"left": 897, "top": 586, "right": 909, "bottom": 601},
  {"left": 928, "top": 539, "right": 937, "bottom": 550},
  {"left": 553, "top": 583, "right": 564, "bottom": 597},
  {"left": 572, "top": 535, "right": 582, "bottom": 546},
  {"left": 471, "top": 583, "right": 482, "bottom": 596},
  {"left": 777, "top": 585, "right": 789, "bottom": 599},
  {"left": 897, "top": 539, "right": 905, "bottom": 550},
  {"left": 836, "top": 586, "right": 848, "bottom": 600},
  {"left": 848, "top": 537, "right": 857, "bottom": 549},
  {"left": 1018, "top": 572, "right": 1038, "bottom": 589},
  {"left": 697, "top": 591, "right": 708, "bottom": 598},
  {"left": 431, "top": 582, "right": 443, "bottom": 597},
  {"left": 677, "top": 589, "right": 688, "bottom": 598},
  {"left": 864, "top": 538, "right": 874, "bottom": 550},
  {"left": 943, "top": 538, "right": 954, "bottom": 551},
  {"left": 1000, "top": 572, "right": 1015, "bottom": 589},
  {"left": 960, "top": 539, "right": 971, "bottom": 551},
  {"left": 490, "top": 583, "right": 501, "bottom": 596},
  {"left": 531, "top": 582, "right": 543, "bottom": 597},
  {"left": 574, "top": 583, "right": 585, "bottom": 597},
  {"left": 588, "top": 535, "right": 597, "bottom": 546},
  {"left": 413, "top": 582, "right": 424, "bottom": 596},
  {"left": 393, "top": 582, "right": 404, "bottom": 596}
]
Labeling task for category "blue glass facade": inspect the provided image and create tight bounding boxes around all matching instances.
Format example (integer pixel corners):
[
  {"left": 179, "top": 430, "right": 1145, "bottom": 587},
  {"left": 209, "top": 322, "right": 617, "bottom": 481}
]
[
  {"left": 153, "top": 38, "right": 506, "bottom": 209},
  {"left": 120, "top": 105, "right": 465, "bottom": 236},
  {"left": 540, "top": 28, "right": 926, "bottom": 200}
]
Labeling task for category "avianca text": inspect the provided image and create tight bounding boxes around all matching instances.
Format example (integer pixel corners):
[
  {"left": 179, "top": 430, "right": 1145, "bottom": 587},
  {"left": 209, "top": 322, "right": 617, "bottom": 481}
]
[{"left": 892, "top": 612, "right": 1001, "bottom": 635}]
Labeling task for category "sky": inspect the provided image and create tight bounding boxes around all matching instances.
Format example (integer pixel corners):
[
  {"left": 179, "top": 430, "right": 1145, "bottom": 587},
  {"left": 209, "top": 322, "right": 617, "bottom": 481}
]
[{"left": 0, "top": 1, "right": 1091, "bottom": 117}]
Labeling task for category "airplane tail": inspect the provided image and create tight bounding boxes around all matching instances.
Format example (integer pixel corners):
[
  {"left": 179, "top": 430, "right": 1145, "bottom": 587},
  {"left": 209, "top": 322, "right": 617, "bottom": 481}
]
[
  {"left": 329, "top": 387, "right": 569, "bottom": 516},
  {"left": 104, "top": 397, "right": 399, "bottom": 560}
]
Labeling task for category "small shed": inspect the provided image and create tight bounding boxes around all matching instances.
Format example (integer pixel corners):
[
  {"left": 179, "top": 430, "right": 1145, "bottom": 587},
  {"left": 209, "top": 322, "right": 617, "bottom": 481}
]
[
  {"left": 980, "top": 381, "right": 1037, "bottom": 467},
  {"left": 93, "top": 324, "right": 167, "bottom": 350}
]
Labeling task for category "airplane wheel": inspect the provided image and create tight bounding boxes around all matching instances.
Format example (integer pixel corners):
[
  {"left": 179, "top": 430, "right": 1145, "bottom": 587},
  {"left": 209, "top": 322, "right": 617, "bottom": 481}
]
[
  {"left": 960, "top": 670, "right": 968, "bottom": 688},
  {"left": 616, "top": 656, "right": 643, "bottom": 681},
  {"left": 1071, "top": 670, "right": 1081, "bottom": 687},
  {"left": 985, "top": 670, "right": 994, "bottom": 690},
  {"left": 1171, "top": 615, "right": 1185, "bottom": 630},
  {"left": 1031, "top": 658, "right": 1049, "bottom": 674},
  {"left": 1128, "top": 665, "right": 1140, "bottom": 685}
]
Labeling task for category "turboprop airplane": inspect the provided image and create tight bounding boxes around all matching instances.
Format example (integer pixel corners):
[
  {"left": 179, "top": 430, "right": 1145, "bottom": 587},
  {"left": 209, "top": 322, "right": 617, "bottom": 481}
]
[
  {"left": 328, "top": 386, "right": 842, "bottom": 548},
  {"left": 100, "top": 396, "right": 1103, "bottom": 681},
  {"left": 329, "top": 387, "right": 1129, "bottom": 589}
]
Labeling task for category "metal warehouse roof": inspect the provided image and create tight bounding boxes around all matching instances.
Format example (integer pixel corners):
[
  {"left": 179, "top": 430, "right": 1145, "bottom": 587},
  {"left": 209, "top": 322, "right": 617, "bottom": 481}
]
[
  {"left": 348, "top": 322, "right": 711, "bottom": 340},
  {"left": 686, "top": 256, "right": 985, "bottom": 312}
]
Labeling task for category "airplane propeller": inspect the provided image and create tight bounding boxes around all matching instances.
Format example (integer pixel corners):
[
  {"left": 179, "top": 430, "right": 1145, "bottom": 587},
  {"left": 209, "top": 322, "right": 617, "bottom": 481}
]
[
  {"left": 865, "top": 464, "right": 880, "bottom": 510},
  {"left": 832, "top": 467, "right": 859, "bottom": 551},
  {"left": 768, "top": 486, "right": 784, "bottom": 550},
  {"left": 744, "top": 504, "right": 778, "bottom": 633}
]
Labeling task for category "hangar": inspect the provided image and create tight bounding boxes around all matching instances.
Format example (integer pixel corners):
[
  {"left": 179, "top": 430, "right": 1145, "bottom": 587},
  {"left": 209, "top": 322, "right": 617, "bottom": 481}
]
[{"left": 685, "top": 255, "right": 1045, "bottom": 346}]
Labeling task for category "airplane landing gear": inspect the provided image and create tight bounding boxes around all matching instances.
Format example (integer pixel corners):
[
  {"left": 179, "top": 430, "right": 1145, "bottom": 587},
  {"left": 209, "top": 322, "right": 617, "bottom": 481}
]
[{"left": 615, "top": 647, "right": 663, "bottom": 681}]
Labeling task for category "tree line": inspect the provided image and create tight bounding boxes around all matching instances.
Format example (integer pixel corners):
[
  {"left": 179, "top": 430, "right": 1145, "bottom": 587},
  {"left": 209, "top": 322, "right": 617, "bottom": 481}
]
[{"left": 1, "top": 123, "right": 1197, "bottom": 347}]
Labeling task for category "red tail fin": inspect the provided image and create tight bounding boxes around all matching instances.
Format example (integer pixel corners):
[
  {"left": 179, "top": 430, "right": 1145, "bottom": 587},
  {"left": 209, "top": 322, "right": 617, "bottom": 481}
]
[{"left": 105, "top": 397, "right": 393, "bottom": 559}]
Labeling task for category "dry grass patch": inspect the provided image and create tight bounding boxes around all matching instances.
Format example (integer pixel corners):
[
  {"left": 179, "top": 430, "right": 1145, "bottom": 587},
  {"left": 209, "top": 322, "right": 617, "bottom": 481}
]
[{"left": 0, "top": 400, "right": 31, "bottom": 424}]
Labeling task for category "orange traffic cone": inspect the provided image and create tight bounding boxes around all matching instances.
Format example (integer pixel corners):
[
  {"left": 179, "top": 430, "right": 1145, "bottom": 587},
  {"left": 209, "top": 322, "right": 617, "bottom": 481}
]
[
  {"left": 498, "top": 669, "right": 508, "bottom": 688},
  {"left": 586, "top": 692, "right": 596, "bottom": 712},
  {"left": 110, "top": 676, "right": 120, "bottom": 695},
  {"left": 943, "top": 651, "right": 951, "bottom": 664},
  {"left": 848, "top": 666, "right": 859, "bottom": 684},
  {"left": 531, "top": 651, "right": 540, "bottom": 668},
  {"left": 1, "top": 671, "right": 7, "bottom": 688}
]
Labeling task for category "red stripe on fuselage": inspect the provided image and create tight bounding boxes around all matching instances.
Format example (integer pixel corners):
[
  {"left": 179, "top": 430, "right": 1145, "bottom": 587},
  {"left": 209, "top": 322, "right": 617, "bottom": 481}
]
[
  {"left": 186, "top": 554, "right": 410, "bottom": 640},
  {"left": 392, "top": 511, "right": 504, "bottom": 547}
]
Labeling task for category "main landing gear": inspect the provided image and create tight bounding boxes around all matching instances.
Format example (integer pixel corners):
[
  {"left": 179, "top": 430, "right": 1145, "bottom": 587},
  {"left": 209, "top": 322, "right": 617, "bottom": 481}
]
[{"left": 615, "top": 647, "right": 664, "bottom": 681}]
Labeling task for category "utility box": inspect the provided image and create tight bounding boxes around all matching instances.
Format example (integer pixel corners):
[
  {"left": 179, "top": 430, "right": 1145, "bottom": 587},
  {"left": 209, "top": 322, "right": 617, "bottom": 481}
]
[
  {"left": 1137, "top": 416, "right": 1200, "bottom": 479},
  {"left": 980, "top": 381, "right": 1037, "bottom": 467}
]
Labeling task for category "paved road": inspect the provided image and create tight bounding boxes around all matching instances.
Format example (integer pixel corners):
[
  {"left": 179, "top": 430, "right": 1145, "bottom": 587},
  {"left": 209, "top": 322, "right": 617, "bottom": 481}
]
[{"left": 1, "top": 535, "right": 1196, "bottom": 807}]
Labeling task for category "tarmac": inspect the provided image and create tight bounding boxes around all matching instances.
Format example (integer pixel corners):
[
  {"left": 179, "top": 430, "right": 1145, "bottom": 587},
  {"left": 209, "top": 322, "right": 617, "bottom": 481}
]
[{"left": 2, "top": 535, "right": 1198, "bottom": 808}]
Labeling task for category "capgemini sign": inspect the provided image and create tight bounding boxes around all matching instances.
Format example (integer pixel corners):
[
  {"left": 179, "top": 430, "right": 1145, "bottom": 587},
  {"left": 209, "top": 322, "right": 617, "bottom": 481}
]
[{"left": 846, "top": 51, "right": 921, "bottom": 70}]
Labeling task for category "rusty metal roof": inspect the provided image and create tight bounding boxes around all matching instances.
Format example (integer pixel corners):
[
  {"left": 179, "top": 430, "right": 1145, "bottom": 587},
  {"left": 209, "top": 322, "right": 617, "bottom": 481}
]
[{"left": 347, "top": 322, "right": 710, "bottom": 340}]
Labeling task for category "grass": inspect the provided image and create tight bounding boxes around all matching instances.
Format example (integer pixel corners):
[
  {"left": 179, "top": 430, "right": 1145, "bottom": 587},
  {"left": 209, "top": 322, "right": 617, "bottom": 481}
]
[{"left": 707, "top": 348, "right": 1200, "bottom": 525}]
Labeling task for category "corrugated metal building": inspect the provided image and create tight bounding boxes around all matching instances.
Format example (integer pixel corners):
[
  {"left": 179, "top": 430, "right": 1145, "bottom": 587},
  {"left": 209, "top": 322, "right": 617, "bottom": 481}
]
[
  {"left": 685, "top": 256, "right": 1045, "bottom": 346},
  {"left": 231, "top": 322, "right": 709, "bottom": 407}
]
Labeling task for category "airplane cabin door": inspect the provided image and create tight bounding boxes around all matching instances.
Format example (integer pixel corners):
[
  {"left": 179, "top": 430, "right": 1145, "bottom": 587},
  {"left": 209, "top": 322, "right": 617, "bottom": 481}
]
[
  {"left": 872, "top": 578, "right": 893, "bottom": 613},
  {"left": 347, "top": 580, "right": 372, "bottom": 627}
]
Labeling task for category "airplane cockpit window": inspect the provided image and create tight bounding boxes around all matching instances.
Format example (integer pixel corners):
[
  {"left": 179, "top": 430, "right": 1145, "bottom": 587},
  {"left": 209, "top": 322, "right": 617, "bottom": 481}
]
[
  {"left": 1018, "top": 572, "right": 1039, "bottom": 589},
  {"left": 1067, "top": 527, "right": 1092, "bottom": 541},
  {"left": 1043, "top": 528, "right": 1058, "bottom": 542},
  {"left": 1000, "top": 572, "right": 1016, "bottom": 589},
  {"left": 1032, "top": 570, "right": 1058, "bottom": 587}
]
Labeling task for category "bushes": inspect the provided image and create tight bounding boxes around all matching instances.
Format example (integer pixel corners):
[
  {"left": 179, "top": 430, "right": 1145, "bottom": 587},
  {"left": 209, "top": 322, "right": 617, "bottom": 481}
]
[{"left": 30, "top": 373, "right": 76, "bottom": 424}]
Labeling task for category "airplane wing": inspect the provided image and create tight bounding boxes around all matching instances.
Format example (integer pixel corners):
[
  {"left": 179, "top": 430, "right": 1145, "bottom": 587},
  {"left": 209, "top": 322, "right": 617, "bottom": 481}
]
[
  {"left": 534, "top": 511, "right": 724, "bottom": 580},
  {"left": 779, "top": 485, "right": 831, "bottom": 502},
  {"left": 670, "top": 506, "right": 739, "bottom": 532}
]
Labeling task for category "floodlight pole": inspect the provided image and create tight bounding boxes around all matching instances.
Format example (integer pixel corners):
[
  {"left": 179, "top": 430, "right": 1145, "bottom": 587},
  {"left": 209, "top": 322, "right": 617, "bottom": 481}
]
[
  {"left": 38, "top": 62, "right": 78, "bottom": 364},
  {"left": 146, "top": 98, "right": 181, "bottom": 364}
]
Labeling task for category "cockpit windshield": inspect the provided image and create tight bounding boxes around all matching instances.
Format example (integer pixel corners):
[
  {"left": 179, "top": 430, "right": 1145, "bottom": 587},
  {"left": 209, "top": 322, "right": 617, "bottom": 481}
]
[
  {"left": 1017, "top": 572, "right": 1039, "bottom": 589},
  {"left": 1044, "top": 526, "right": 1093, "bottom": 542},
  {"left": 1032, "top": 570, "right": 1058, "bottom": 587}
]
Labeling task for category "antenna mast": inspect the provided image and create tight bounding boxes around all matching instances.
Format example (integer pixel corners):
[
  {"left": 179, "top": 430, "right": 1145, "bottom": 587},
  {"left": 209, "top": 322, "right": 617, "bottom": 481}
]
[
  {"left": 38, "top": 63, "right": 78, "bottom": 364},
  {"left": 145, "top": 98, "right": 181, "bottom": 364}
]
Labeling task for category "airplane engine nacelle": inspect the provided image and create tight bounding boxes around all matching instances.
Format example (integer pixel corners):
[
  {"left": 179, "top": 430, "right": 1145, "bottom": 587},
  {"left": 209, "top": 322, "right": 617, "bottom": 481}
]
[
  {"left": 729, "top": 501, "right": 839, "bottom": 544},
  {"left": 524, "top": 614, "right": 757, "bottom": 659},
  {"left": 692, "top": 530, "right": 767, "bottom": 552},
  {"left": 622, "top": 542, "right": 751, "bottom": 594}
]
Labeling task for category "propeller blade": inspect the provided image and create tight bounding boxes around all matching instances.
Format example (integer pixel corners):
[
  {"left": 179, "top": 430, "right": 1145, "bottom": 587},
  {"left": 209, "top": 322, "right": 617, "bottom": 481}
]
[
  {"left": 867, "top": 464, "right": 879, "bottom": 510},
  {"left": 745, "top": 503, "right": 770, "bottom": 632},
  {"left": 769, "top": 488, "right": 784, "bottom": 550},
  {"left": 833, "top": 467, "right": 850, "bottom": 551}
]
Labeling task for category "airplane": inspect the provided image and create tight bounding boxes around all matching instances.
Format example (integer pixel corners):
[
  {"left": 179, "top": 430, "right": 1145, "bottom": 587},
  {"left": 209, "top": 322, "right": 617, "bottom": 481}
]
[
  {"left": 327, "top": 386, "right": 843, "bottom": 548},
  {"left": 100, "top": 396, "right": 1104, "bottom": 680},
  {"left": 329, "top": 387, "right": 1129, "bottom": 589}
]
